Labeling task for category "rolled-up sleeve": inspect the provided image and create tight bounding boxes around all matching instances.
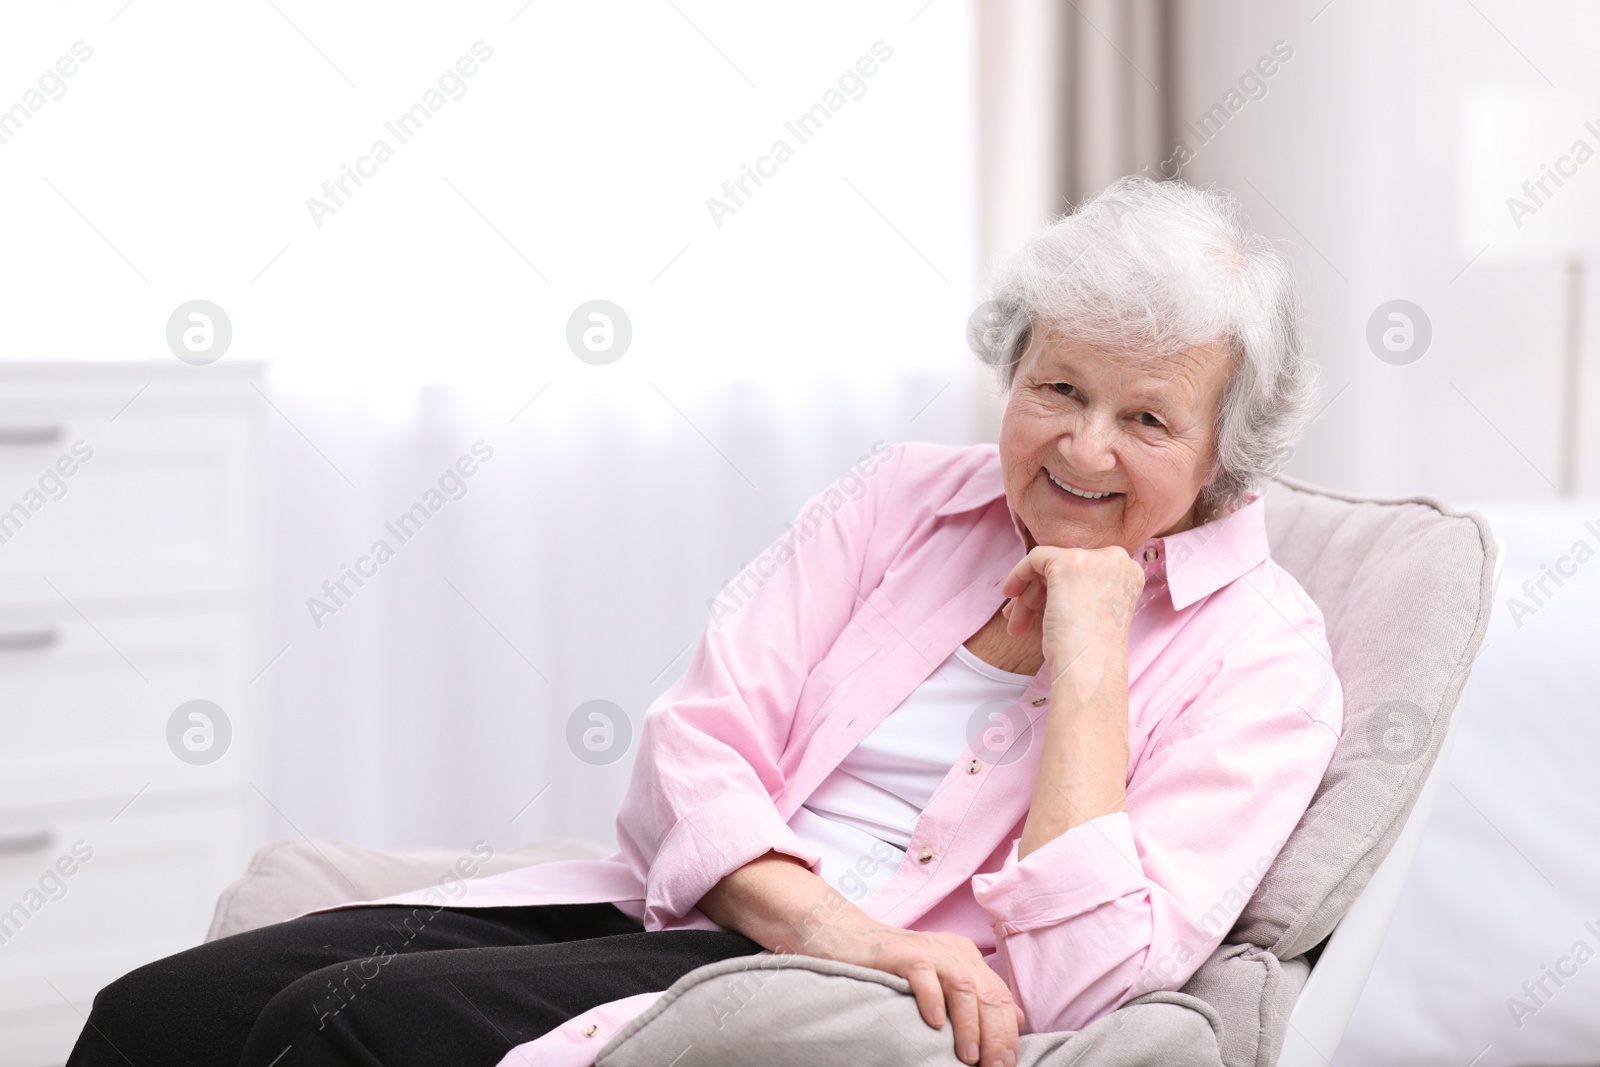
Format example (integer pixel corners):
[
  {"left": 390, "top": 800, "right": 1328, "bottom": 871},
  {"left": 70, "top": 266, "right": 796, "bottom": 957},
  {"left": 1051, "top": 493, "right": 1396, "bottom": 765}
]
[
  {"left": 970, "top": 604, "right": 1342, "bottom": 1034},
  {"left": 615, "top": 443, "right": 905, "bottom": 931}
]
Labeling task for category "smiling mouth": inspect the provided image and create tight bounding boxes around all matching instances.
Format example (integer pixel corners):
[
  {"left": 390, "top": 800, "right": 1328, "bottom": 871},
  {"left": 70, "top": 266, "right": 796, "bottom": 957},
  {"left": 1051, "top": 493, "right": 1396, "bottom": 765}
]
[{"left": 1045, "top": 469, "right": 1122, "bottom": 501}]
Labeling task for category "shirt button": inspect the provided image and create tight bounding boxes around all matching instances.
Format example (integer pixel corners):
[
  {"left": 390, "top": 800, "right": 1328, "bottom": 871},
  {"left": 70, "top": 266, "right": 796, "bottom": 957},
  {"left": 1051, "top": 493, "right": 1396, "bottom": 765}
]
[
  {"left": 581, "top": 1023, "right": 598, "bottom": 1038},
  {"left": 1031, "top": 695, "right": 1047, "bottom": 706},
  {"left": 967, "top": 759, "right": 981, "bottom": 774},
  {"left": 917, "top": 847, "right": 933, "bottom": 864},
  {"left": 1143, "top": 547, "right": 1159, "bottom": 562}
]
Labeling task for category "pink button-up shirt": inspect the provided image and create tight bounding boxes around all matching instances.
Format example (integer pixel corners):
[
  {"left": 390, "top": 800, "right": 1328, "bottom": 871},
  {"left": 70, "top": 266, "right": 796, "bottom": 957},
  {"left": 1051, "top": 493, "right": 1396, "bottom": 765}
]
[{"left": 303, "top": 441, "right": 1342, "bottom": 1067}]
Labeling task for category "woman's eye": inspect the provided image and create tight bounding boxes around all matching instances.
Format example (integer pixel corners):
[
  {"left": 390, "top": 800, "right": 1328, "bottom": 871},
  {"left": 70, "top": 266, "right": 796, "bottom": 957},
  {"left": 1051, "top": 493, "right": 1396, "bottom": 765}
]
[
  {"left": 1051, "top": 383, "right": 1077, "bottom": 397},
  {"left": 1135, "top": 412, "right": 1164, "bottom": 428}
]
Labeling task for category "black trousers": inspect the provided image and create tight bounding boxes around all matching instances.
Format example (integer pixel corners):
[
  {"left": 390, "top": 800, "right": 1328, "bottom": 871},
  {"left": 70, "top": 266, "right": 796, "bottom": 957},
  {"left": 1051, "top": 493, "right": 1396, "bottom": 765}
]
[{"left": 67, "top": 902, "right": 764, "bottom": 1067}]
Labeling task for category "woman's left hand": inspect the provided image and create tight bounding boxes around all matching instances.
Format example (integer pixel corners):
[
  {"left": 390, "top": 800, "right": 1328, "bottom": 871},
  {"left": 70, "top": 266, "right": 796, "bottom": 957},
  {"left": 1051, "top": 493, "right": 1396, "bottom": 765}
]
[{"left": 999, "top": 545, "right": 1145, "bottom": 671}]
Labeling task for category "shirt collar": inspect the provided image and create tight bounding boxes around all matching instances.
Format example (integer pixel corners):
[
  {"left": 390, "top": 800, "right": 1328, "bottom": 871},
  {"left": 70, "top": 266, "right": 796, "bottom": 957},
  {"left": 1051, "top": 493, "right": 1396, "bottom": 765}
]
[
  {"left": 932, "top": 455, "right": 1035, "bottom": 546},
  {"left": 1149, "top": 495, "right": 1269, "bottom": 609},
  {"left": 932, "top": 455, "right": 1271, "bottom": 611}
]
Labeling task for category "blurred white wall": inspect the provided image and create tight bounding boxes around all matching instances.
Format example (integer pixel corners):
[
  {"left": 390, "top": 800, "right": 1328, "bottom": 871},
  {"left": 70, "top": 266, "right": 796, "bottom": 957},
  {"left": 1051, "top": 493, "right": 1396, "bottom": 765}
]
[{"left": 1174, "top": 0, "right": 1600, "bottom": 501}]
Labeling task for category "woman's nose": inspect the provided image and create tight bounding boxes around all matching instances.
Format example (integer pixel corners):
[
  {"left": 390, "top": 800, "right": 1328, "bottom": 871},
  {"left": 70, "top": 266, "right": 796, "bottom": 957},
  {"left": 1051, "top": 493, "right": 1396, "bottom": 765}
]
[{"left": 1058, "top": 414, "right": 1117, "bottom": 472}]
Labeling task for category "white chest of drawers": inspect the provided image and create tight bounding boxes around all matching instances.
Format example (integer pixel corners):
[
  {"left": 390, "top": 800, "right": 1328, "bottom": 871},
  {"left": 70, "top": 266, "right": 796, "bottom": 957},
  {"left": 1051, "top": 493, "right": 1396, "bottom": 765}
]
[{"left": 0, "top": 362, "right": 267, "bottom": 1066}]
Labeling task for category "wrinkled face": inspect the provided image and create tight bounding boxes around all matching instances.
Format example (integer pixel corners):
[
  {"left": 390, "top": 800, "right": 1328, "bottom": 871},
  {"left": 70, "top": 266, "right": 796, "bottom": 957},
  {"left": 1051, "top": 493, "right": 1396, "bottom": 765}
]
[{"left": 999, "top": 327, "right": 1235, "bottom": 555}]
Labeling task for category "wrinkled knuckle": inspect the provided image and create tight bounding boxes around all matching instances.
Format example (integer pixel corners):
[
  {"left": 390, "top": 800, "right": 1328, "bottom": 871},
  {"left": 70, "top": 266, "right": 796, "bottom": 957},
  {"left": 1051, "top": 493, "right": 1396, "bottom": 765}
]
[
  {"left": 978, "top": 987, "right": 1014, "bottom": 1009},
  {"left": 946, "top": 972, "right": 980, "bottom": 995}
]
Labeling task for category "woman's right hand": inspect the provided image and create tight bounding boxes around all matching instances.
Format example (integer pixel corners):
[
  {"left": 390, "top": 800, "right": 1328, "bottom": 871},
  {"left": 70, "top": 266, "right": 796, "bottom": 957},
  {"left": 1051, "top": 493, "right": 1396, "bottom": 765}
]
[
  {"left": 824, "top": 919, "right": 1026, "bottom": 1067},
  {"left": 697, "top": 852, "right": 1025, "bottom": 1067}
]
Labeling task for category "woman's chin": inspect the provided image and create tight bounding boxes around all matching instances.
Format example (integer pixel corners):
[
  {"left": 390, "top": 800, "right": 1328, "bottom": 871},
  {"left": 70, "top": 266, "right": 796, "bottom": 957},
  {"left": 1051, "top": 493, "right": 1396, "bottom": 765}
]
[{"left": 1026, "top": 518, "right": 1120, "bottom": 552}]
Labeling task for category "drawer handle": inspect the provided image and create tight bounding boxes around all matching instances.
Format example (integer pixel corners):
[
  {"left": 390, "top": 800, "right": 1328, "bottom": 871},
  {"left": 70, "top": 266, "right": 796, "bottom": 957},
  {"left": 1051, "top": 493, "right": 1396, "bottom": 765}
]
[
  {"left": 0, "top": 425, "right": 63, "bottom": 446},
  {"left": 0, "top": 629, "right": 57, "bottom": 652},
  {"left": 0, "top": 829, "right": 54, "bottom": 855}
]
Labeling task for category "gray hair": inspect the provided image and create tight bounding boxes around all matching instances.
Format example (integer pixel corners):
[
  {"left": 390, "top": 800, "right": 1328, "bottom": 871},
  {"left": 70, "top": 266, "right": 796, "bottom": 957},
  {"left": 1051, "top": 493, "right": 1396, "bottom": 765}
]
[{"left": 970, "top": 175, "right": 1318, "bottom": 515}]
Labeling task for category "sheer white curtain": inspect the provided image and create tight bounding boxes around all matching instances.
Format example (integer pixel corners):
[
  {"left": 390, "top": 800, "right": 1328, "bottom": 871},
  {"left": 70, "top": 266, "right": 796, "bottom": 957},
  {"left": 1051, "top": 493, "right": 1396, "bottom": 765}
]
[
  {"left": 261, "top": 371, "right": 981, "bottom": 851},
  {"left": 242, "top": 1, "right": 985, "bottom": 852}
]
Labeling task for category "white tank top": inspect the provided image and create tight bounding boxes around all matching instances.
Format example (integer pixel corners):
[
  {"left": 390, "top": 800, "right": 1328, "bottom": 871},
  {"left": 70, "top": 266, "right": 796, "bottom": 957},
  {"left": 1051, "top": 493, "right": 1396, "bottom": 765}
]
[{"left": 786, "top": 643, "right": 1037, "bottom": 903}]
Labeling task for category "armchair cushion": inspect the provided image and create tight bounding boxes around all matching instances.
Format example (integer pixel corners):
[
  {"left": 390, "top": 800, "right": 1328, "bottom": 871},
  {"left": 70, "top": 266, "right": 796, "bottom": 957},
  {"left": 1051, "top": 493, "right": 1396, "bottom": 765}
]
[
  {"left": 1239, "top": 476, "right": 1495, "bottom": 968},
  {"left": 595, "top": 955, "right": 1225, "bottom": 1067}
]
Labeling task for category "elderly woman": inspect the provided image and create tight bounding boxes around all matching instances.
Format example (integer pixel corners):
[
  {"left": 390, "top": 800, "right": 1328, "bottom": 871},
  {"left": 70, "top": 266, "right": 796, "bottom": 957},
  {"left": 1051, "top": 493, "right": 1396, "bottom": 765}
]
[{"left": 70, "top": 176, "right": 1340, "bottom": 1067}]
